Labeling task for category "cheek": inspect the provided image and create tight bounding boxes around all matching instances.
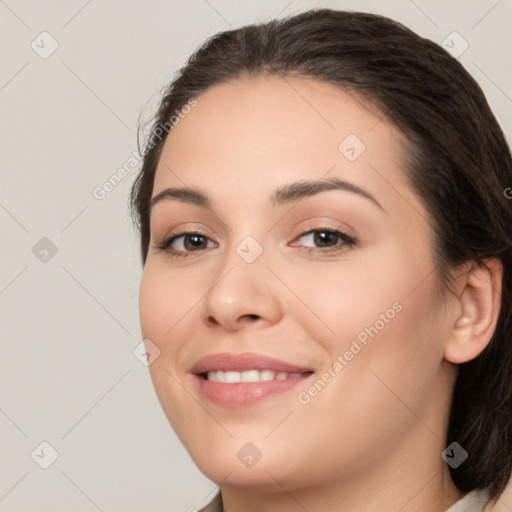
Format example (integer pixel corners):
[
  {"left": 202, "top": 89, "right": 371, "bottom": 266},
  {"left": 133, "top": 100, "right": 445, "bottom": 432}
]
[
  {"left": 138, "top": 261, "right": 201, "bottom": 349},
  {"left": 138, "top": 263, "right": 200, "bottom": 437},
  {"left": 288, "top": 287, "right": 443, "bottom": 457},
  {"left": 323, "top": 270, "right": 445, "bottom": 424},
  {"left": 279, "top": 253, "right": 398, "bottom": 346}
]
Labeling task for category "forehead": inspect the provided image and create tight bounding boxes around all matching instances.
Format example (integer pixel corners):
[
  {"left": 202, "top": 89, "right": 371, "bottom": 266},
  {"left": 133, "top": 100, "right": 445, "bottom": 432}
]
[{"left": 152, "top": 74, "right": 423, "bottom": 219}]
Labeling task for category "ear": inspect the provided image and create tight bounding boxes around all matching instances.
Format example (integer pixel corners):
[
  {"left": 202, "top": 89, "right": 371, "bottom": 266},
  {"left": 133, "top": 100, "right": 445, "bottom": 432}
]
[{"left": 444, "top": 258, "right": 503, "bottom": 364}]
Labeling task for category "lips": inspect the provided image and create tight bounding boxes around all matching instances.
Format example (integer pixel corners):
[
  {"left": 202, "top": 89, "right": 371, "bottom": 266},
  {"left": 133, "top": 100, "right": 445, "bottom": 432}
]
[{"left": 190, "top": 352, "right": 315, "bottom": 406}]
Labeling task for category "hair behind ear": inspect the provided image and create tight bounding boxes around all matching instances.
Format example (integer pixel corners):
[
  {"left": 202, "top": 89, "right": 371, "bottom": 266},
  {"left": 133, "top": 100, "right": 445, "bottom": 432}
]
[{"left": 446, "top": 255, "right": 512, "bottom": 495}]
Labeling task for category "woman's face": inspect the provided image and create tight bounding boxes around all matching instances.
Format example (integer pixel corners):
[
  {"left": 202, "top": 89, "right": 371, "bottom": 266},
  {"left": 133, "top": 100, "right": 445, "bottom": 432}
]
[{"left": 139, "top": 75, "right": 456, "bottom": 493}]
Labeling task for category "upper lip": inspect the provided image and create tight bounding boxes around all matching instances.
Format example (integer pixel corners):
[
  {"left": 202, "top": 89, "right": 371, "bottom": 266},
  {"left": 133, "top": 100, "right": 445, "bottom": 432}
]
[{"left": 190, "top": 352, "right": 314, "bottom": 375}]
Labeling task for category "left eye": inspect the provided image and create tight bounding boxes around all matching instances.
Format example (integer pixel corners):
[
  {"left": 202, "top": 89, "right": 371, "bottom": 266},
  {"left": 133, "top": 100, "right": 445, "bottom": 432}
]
[{"left": 296, "top": 229, "right": 353, "bottom": 249}]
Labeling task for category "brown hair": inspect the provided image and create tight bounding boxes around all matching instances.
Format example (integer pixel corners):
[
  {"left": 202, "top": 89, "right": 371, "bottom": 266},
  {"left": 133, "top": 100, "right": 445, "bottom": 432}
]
[{"left": 130, "top": 8, "right": 512, "bottom": 498}]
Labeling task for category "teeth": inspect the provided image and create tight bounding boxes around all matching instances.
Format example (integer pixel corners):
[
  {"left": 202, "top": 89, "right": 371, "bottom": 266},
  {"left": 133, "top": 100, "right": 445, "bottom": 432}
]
[
  {"left": 241, "top": 370, "right": 259, "bottom": 382},
  {"left": 260, "top": 370, "right": 274, "bottom": 381},
  {"left": 205, "top": 370, "right": 305, "bottom": 383},
  {"left": 224, "top": 371, "right": 240, "bottom": 383}
]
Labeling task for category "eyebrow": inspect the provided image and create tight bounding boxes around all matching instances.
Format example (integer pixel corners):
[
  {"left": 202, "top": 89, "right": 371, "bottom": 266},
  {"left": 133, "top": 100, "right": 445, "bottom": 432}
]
[{"left": 149, "top": 177, "right": 385, "bottom": 213}]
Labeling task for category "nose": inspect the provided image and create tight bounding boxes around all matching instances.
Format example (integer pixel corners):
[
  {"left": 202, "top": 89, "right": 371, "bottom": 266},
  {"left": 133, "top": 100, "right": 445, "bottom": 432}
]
[{"left": 201, "top": 245, "right": 283, "bottom": 332}]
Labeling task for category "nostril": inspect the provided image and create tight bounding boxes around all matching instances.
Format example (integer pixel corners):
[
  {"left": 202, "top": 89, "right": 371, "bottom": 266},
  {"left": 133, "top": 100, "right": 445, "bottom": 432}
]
[
  {"left": 206, "top": 316, "right": 219, "bottom": 326},
  {"left": 241, "top": 314, "right": 260, "bottom": 322}
]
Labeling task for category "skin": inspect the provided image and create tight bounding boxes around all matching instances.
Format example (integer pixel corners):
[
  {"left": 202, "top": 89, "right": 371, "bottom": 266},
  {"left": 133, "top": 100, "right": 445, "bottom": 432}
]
[{"left": 138, "top": 74, "right": 502, "bottom": 512}]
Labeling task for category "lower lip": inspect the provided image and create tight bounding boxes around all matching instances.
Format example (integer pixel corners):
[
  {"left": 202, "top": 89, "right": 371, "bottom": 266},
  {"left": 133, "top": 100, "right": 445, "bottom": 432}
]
[{"left": 194, "top": 375, "right": 311, "bottom": 406}]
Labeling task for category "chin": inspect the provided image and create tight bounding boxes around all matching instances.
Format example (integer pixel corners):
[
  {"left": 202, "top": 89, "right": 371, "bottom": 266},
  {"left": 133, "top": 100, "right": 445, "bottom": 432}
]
[{"left": 182, "top": 434, "right": 300, "bottom": 487}]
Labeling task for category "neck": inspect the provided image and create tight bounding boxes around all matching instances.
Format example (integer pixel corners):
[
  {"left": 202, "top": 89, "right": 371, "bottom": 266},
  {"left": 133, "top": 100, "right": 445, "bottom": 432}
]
[{"left": 220, "top": 423, "right": 464, "bottom": 512}]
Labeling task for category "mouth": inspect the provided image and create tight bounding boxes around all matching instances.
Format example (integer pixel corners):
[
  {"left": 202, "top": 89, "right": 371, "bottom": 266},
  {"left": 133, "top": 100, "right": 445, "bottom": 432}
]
[{"left": 190, "top": 352, "right": 315, "bottom": 406}]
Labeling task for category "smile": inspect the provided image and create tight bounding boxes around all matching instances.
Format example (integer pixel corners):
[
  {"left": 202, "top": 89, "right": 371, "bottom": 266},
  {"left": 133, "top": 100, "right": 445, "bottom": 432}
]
[{"left": 190, "top": 352, "right": 315, "bottom": 406}]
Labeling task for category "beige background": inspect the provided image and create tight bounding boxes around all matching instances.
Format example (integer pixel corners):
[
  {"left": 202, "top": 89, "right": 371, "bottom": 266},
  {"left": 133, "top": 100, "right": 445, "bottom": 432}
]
[{"left": 1, "top": 0, "right": 511, "bottom": 511}]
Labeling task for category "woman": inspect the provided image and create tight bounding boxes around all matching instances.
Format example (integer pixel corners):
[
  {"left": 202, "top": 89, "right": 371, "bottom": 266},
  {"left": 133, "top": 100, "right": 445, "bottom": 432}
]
[{"left": 130, "top": 9, "right": 512, "bottom": 511}]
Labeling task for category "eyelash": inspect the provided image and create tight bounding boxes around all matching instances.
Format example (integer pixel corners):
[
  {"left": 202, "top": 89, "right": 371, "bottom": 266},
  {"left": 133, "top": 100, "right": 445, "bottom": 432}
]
[{"left": 154, "top": 225, "right": 357, "bottom": 259}]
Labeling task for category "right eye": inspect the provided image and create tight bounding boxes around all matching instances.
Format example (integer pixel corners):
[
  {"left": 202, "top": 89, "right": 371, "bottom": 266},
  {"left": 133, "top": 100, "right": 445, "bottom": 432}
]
[{"left": 155, "top": 231, "right": 217, "bottom": 258}]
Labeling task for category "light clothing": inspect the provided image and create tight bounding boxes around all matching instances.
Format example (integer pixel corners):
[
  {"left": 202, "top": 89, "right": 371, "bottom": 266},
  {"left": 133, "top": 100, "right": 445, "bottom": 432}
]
[
  {"left": 198, "top": 488, "right": 490, "bottom": 511},
  {"left": 446, "top": 488, "right": 489, "bottom": 512}
]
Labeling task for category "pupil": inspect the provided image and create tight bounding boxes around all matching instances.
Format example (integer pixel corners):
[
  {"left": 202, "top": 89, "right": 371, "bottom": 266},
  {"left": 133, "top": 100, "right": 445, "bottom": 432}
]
[
  {"left": 315, "top": 231, "right": 336, "bottom": 247},
  {"left": 186, "top": 235, "right": 204, "bottom": 249}
]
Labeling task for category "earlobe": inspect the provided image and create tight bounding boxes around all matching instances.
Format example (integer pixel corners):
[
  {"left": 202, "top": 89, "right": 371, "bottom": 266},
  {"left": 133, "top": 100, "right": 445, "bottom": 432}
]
[{"left": 444, "top": 258, "right": 503, "bottom": 365}]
